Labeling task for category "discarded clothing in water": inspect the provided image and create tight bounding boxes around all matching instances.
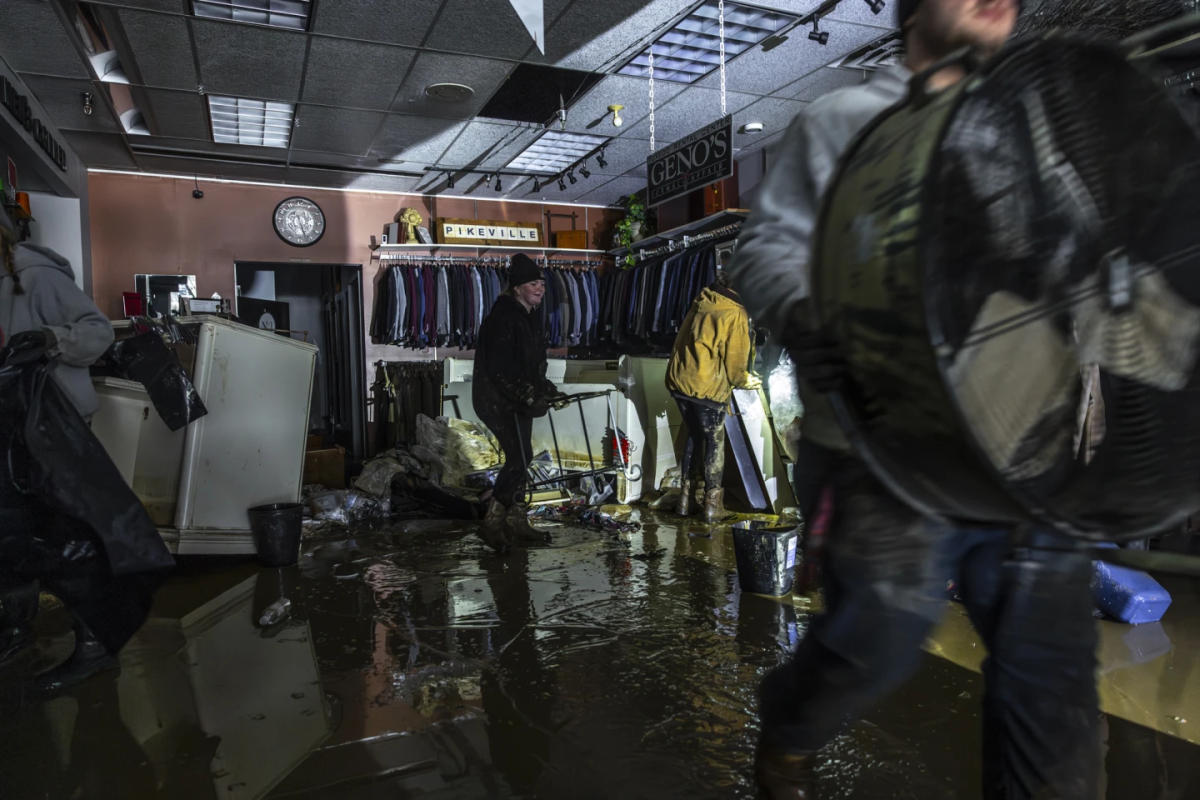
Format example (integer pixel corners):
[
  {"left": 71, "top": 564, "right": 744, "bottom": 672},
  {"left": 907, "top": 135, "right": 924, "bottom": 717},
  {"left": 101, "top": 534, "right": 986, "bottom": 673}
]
[{"left": 530, "top": 502, "right": 641, "bottom": 534}]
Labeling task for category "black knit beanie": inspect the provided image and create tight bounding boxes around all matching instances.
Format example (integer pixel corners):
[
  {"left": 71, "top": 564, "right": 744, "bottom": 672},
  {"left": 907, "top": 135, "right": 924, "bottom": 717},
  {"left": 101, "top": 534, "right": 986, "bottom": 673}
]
[{"left": 509, "top": 253, "right": 543, "bottom": 287}]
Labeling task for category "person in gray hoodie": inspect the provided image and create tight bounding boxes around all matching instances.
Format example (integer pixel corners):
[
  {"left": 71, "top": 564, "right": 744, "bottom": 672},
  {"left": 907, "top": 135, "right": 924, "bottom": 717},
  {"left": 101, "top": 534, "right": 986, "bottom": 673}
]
[
  {"left": 0, "top": 204, "right": 118, "bottom": 690},
  {"left": 0, "top": 207, "right": 114, "bottom": 417}
]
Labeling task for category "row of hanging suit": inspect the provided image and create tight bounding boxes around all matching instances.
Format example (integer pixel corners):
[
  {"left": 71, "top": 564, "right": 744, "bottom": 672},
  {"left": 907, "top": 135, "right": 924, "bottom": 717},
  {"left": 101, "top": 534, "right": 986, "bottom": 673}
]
[
  {"left": 596, "top": 245, "right": 719, "bottom": 349},
  {"left": 371, "top": 260, "right": 603, "bottom": 350},
  {"left": 371, "top": 262, "right": 510, "bottom": 349}
]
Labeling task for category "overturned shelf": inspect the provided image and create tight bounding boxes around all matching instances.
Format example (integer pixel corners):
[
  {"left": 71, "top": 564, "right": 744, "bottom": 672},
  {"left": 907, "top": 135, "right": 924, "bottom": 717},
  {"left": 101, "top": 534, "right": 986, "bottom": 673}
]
[{"left": 609, "top": 209, "right": 749, "bottom": 259}]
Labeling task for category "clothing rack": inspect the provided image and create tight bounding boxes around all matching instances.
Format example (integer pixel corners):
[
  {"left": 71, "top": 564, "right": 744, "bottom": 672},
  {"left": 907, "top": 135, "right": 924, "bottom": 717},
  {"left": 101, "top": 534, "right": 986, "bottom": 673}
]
[
  {"left": 379, "top": 252, "right": 603, "bottom": 268},
  {"left": 372, "top": 360, "right": 443, "bottom": 453},
  {"left": 625, "top": 223, "right": 741, "bottom": 266}
]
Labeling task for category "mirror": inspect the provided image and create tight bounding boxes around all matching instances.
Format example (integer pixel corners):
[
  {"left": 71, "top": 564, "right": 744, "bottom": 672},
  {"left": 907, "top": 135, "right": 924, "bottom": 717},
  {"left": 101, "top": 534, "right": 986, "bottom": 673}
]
[{"left": 134, "top": 274, "right": 197, "bottom": 318}]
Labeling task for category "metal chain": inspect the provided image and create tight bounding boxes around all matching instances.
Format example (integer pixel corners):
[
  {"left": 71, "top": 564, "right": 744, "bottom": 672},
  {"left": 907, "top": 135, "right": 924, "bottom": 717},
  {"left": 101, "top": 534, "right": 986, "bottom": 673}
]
[
  {"left": 649, "top": 47, "right": 656, "bottom": 153},
  {"left": 719, "top": 0, "right": 727, "bottom": 118}
]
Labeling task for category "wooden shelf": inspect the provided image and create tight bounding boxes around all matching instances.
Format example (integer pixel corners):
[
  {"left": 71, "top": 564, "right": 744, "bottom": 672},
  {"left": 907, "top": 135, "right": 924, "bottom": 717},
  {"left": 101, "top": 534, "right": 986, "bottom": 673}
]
[{"left": 373, "top": 242, "right": 610, "bottom": 257}]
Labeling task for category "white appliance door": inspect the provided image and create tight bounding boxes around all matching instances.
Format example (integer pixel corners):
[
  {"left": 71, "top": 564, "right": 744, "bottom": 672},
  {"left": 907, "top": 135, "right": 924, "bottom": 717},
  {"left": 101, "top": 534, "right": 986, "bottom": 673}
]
[{"left": 176, "top": 320, "right": 316, "bottom": 531}]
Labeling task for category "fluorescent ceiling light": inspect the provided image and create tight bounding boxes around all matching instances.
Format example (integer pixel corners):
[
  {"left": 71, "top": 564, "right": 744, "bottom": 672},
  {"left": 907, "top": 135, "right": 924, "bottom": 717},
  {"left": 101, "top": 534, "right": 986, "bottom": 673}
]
[
  {"left": 208, "top": 96, "right": 294, "bottom": 148},
  {"left": 619, "top": 0, "right": 796, "bottom": 84},
  {"left": 505, "top": 130, "right": 609, "bottom": 174},
  {"left": 192, "top": 0, "right": 312, "bottom": 31}
]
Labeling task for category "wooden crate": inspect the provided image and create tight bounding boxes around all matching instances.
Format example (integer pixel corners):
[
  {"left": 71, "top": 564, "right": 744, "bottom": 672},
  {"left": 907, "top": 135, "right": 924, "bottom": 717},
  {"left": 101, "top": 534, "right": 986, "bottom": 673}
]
[{"left": 555, "top": 230, "right": 588, "bottom": 250}]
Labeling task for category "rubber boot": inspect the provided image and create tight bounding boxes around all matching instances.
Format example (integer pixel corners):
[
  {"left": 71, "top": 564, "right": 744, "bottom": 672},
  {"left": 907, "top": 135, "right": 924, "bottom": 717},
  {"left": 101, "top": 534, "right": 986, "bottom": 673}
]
[
  {"left": 675, "top": 479, "right": 693, "bottom": 517},
  {"left": 505, "top": 502, "right": 548, "bottom": 544},
  {"left": 756, "top": 750, "right": 816, "bottom": 799},
  {"left": 0, "top": 581, "right": 39, "bottom": 666},
  {"left": 479, "top": 498, "right": 510, "bottom": 554},
  {"left": 703, "top": 488, "right": 736, "bottom": 523},
  {"left": 34, "top": 618, "right": 119, "bottom": 693}
]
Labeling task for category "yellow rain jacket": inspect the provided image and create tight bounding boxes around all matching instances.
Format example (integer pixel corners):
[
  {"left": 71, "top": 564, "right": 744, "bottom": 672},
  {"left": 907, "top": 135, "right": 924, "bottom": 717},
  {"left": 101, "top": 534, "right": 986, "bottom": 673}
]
[{"left": 665, "top": 287, "right": 755, "bottom": 407}]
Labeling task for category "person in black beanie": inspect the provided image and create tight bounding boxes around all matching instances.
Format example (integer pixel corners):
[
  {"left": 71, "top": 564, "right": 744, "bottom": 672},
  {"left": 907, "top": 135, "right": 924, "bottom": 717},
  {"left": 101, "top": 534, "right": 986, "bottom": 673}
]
[{"left": 472, "top": 253, "right": 567, "bottom": 552}]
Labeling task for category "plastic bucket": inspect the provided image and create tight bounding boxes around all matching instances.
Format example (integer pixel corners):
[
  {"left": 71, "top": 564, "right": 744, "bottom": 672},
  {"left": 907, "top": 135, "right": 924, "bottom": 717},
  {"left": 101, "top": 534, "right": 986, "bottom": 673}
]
[
  {"left": 732, "top": 520, "right": 800, "bottom": 596},
  {"left": 248, "top": 503, "right": 305, "bottom": 568}
]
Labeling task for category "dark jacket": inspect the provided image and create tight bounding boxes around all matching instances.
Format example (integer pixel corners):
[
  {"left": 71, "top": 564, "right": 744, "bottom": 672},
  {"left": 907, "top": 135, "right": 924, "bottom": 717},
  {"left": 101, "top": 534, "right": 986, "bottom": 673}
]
[{"left": 473, "top": 294, "right": 553, "bottom": 415}]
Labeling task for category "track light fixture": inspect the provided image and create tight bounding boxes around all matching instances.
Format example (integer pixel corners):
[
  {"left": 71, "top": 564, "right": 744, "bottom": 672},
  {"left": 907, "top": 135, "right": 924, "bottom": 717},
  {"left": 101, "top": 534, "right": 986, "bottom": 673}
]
[
  {"left": 558, "top": 175, "right": 566, "bottom": 191},
  {"left": 596, "top": 148, "right": 608, "bottom": 169},
  {"left": 580, "top": 163, "right": 591, "bottom": 179},
  {"left": 82, "top": 92, "right": 93, "bottom": 116},
  {"left": 533, "top": 177, "right": 541, "bottom": 192},
  {"left": 446, "top": 171, "right": 455, "bottom": 189},
  {"left": 864, "top": 0, "right": 886, "bottom": 13},
  {"left": 567, "top": 169, "right": 577, "bottom": 185},
  {"left": 495, "top": 175, "right": 503, "bottom": 191},
  {"left": 808, "top": 18, "right": 829, "bottom": 45}
]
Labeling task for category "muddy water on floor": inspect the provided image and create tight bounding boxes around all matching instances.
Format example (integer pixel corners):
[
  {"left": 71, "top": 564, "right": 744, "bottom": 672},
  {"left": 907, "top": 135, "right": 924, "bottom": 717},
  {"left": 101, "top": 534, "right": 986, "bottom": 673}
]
[{"left": 1, "top": 514, "right": 1197, "bottom": 799}]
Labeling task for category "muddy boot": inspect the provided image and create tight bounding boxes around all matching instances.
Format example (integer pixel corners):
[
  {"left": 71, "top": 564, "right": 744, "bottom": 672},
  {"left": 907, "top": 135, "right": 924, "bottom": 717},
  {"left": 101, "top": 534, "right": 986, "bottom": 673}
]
[
  {"left": 756, "top": 750, "right": 816, "bottom": 799},
  {"left": 479, "top": 498, "right": 510, "bottom": 554},
  {"left": 34, "top": 619, "right": 119, "bottom": 693},
  {"left": 505, "top": 502, "right": 548, "bottom": 544},
  {"left": 0, "top": 582, "right": 39, "bottom": 666},
  {"left": 703, "top": 488, "right": 735, "bottom": 523},
  {"left": 675, "top": 479, "right": 693, "bottom": 516}
]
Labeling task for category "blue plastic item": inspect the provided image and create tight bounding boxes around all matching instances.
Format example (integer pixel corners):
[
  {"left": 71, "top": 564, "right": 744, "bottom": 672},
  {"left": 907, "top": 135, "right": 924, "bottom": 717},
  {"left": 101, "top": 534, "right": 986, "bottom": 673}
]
[{"left": 1091, "top": 544, "right": 1173, "bottom": 624}]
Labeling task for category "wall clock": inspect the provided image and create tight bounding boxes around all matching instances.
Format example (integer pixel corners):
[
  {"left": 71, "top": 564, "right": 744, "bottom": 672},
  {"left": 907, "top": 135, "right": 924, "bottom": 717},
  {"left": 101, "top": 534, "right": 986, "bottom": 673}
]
[{"left": 273, "top": 197, "right": 325, "bottom": 247}]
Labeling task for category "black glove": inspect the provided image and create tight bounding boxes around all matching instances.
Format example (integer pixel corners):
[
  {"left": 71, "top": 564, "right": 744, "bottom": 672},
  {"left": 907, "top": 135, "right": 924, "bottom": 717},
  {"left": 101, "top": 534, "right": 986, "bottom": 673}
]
[
  {"left": 783, "top": 329, "right": 849, "bottom": 394},
  {"left": 526, "top": 397, "right": 551, "bottom": 418},
  {"left": 547, "top": 390, "right": 572, "bottom": 410},
  {"left": 2, "top": 329, "right": 52, "bottom": 367}
]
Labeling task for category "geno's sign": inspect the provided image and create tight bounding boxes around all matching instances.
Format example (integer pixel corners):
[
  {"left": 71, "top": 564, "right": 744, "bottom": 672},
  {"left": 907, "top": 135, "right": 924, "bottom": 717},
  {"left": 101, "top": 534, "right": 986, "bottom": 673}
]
[{"left": 646, "top": 115, "right": 732, "bottom": 208}]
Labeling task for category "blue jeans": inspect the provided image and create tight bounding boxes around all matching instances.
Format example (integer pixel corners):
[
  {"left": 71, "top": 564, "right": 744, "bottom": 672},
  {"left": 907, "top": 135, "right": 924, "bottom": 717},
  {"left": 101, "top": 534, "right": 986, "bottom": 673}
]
[{"left": 761, "top": 452, "right": 1101, "bottom": 800}]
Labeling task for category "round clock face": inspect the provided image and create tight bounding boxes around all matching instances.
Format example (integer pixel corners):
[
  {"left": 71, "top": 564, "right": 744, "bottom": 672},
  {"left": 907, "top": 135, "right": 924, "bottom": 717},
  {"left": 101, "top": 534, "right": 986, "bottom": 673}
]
[
  {"left": 258, "top": 311, "right": 277, "bottom": 330},
  {"left": 273, "top": 197, "right": 325, "bottom": 247}
]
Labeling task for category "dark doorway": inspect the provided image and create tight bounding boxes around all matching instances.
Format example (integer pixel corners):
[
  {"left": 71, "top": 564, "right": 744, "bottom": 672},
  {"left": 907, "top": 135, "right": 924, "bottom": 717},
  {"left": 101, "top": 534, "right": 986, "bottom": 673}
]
[{"left": 235, "top": 262, "right": 368, "bottom": 469}]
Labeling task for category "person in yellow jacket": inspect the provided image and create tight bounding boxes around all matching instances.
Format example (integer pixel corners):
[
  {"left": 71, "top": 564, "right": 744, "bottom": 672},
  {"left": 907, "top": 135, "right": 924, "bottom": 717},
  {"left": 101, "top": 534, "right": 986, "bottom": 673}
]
[{"left": 665, "top": 270, "right": 761, "bottom": 522}]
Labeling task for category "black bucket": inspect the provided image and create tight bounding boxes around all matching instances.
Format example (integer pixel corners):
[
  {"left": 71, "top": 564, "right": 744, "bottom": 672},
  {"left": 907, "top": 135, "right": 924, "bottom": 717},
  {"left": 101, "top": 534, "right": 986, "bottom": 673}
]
[
  {"left": 732, "top": 520, "right": 800, "bottom": 597},
  {"left": 248, "top": 503, "right": 305, "bottom": 568}
]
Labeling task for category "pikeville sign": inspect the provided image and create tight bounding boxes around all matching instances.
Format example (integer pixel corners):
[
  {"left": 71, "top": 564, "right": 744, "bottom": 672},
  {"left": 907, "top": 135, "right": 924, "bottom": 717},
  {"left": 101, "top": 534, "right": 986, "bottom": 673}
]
[{"left": 646, "top": 115, "right": 732, "bottom": 208}]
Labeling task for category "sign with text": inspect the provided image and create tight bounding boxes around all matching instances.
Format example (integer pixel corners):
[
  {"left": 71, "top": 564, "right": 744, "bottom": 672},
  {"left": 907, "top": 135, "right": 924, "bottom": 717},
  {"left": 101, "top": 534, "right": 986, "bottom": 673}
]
[
  {"left": 0, "top": 75, "right": 68, "bottom": 172},
  {"left": 647, "top": 115, "right": 732, "bottom": 208},
  {"left": 437, "top": 218, "right": 544, "bottom": 246}
]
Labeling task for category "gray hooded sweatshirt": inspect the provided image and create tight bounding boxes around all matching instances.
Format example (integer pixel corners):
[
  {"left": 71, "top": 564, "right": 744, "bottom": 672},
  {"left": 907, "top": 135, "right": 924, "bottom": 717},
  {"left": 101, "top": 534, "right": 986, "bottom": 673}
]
[{"left": 0, "top": 209, "right": 114, "bottom": 417}]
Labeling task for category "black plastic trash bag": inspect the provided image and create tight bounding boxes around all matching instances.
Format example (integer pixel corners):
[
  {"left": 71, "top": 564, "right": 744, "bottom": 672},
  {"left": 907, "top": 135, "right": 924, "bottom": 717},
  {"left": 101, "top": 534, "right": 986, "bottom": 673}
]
[
  {"left": 105, "top": 332, "right": 207, "bottom": 431},
  {"left": 0, "top": 355, "right": 174, "bottom": 652}
]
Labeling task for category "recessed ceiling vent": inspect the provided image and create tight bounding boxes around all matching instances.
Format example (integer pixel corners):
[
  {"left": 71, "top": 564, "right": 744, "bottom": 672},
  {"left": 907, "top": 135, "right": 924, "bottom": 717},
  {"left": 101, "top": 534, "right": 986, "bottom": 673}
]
[
  {"left": 425, "top": 83, "right": 474, "bottom": 102},
  {"left": 830, "top": 32, "right": 904, "bottom": 71}
]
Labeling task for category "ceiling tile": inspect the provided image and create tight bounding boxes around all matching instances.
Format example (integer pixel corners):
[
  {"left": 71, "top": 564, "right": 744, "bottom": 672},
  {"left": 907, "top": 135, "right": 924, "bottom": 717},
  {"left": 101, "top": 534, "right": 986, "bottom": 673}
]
[
  {"left": 588, "top": 136, "right": 651, "bottom": 177},
  {"left": 0, "top": 0, "right": 88, "bottom": 78},
  {"left": 438, "top": 121, "right": 539, "bottom": 169},
  {"left": 118, "top": 9, "right": 198, "bottom": 90},
  {"left": 784, "top": 66, "right": 870, "bottom": 102},
  {"left": 620, "top": 86, "right": 758, "bottom": 143},
  {"left": 564, "top": 74, "right": 685, "bottom": 137},
  {"left": 733, "top": 96, "right": 806, "bottom": 148},
  {"left": 134, "top": 153, "right": 287, "bottom": 182},
  {"left": 291, "top": 105, "right": 385, "bottom": 156},
  {"left": 283, "top": 167, "right": 423, "bottom": 193},
  {"left": 510, "top": 172, "right": 599, "bottom": 203},
  {"left": 142, "top": 88, "right": 209, "bottom": 139},
  {"left": 369, "top": 115, "right": 467, "bottom": 165},
  {"left": 540, "top": 0, "right": 696, "bottom": 73},
  {"left": 302, "top": 38, "right": 416, "bottom": 111},
  {"left": 309, "top": 0, "right": 441, "bottom": 48},
  {"left": 390, "top": 52, "right": 513, "bottom": 120},
  {"left": 576, "top": 176, "right": 647, "bottom": 207},
  {"left": 826, "top": 1, "right": 899, "bottom": 29},
  {"left": 424, "top": 0, "right": 534, "bottom": 60},
  {"left": 20, "top": 75, "right": 120, "bottom": 133},
  {"left": 63, "top": 131, "right": 137, "bottom": 168},
  {"left": 191, "top": 19, "right": 307, "bottom": 101},
  {"left": 695, "top": 18, "right": 889, "bottom": 96}
]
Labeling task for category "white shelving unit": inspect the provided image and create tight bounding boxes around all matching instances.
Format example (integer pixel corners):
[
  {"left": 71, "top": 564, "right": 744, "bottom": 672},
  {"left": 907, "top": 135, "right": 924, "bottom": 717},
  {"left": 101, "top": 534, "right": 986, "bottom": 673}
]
[{"left": 372, "top": 242, "right": 610, "bottom": 258}]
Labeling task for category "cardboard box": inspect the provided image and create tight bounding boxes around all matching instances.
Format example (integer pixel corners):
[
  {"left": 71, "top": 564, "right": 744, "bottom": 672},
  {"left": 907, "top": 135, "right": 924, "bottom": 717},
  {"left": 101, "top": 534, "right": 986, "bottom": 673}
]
[
  {"left": 304, "top": 446, "right": 346, "bottom": 489},
  {"left": 306, "top": 435, "right": 324, "bottom": 451},
  {"left": 555, "top": 230, "right": 588, "bottom": 250}
]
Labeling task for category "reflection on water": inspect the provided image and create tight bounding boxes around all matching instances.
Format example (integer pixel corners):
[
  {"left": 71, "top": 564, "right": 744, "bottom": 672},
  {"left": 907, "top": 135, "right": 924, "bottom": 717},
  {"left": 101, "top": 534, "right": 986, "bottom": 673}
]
[{"left": 2, "top": 514, "right": 1199, "bottom": 798}]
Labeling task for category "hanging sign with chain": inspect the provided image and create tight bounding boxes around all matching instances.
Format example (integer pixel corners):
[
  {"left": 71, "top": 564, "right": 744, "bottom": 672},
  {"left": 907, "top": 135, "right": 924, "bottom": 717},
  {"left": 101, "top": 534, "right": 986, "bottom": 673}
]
[{"left": 646, "top": 114, "right": 733, "bottom": 208}]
